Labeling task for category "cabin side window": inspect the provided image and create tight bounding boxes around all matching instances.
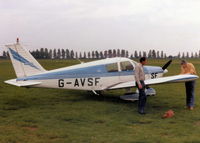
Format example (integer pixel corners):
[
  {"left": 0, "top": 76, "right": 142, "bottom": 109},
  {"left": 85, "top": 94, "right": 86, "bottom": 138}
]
[
  {"left": 106, "top": 63, "right": 118, "bottom": 72},
  {"left": 120, "top": 61, "right": 134, "bottom": 71}
]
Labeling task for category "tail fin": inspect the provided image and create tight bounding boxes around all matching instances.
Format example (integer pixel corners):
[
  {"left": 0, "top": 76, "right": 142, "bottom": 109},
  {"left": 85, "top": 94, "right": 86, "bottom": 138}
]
[{"left": 6, "top": 41, "right": 46, "bottom": 78}]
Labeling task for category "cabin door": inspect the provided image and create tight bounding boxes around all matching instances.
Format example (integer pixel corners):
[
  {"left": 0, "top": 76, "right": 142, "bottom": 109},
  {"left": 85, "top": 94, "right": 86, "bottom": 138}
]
[{"left": 119, "top": 61, "right": 135, "bottom": 82}]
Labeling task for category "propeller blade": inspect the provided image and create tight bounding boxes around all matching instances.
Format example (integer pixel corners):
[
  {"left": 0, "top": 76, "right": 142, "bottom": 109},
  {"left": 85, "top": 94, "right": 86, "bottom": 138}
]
[{"left": 162, "top": 59, "right": 172, "bottom": 70}]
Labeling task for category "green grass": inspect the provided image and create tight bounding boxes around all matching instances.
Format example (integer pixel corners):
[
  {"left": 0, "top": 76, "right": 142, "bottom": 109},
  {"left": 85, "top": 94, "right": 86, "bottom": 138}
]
[{"left": 0, "top": 59, "right": 200, "bottom": 143}]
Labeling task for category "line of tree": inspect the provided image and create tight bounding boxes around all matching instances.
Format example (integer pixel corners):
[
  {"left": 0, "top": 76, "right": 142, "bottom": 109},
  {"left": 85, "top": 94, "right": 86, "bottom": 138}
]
[
  {"left": 1, "top": 48, "right": 200, "bottom": 59},
  {"left": 0, "top": 51, "right": 9, "bottom": 59}
]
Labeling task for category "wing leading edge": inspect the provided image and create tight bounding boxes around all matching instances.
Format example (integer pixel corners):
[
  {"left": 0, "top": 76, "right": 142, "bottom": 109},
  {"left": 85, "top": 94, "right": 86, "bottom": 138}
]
[{"left": 107, "top": 74, "right": 199, "bottom": 90}]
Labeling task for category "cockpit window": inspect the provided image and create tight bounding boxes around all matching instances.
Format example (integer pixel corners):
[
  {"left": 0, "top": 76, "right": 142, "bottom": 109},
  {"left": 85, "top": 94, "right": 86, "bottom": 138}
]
[
  {"left": 120, "top": 61, "right": 134, "bottom": 71},
  {"left": 106, "top": 63, "right": 118, "bottom": 72}
]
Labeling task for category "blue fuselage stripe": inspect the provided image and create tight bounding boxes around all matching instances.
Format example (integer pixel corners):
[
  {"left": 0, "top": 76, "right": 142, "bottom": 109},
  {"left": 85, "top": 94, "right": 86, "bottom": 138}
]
[{"left": 17, "top": 65, "right": 163, "bottom": 81}]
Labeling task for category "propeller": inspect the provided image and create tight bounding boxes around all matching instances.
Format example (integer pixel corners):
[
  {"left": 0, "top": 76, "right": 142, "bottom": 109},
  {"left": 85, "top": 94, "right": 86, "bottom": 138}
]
[{"left": 162, "top": 59, "right": 172, "bottom": 70}]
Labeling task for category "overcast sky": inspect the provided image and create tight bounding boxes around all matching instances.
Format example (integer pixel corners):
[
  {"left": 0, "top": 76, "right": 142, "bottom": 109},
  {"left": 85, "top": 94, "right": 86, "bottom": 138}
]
[{"left": 0, "top": 0, "right": 200, "bottom": 56}]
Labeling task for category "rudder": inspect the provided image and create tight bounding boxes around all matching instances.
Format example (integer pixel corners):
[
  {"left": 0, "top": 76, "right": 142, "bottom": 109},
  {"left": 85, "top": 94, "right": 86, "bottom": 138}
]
[{"left": 6, "top": 40, "right": 46, "bottom": 78}]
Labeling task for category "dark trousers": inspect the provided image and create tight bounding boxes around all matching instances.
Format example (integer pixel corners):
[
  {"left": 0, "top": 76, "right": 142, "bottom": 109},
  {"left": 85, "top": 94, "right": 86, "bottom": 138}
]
[
  {"left": 136, "top": 80, "right": 147, "bottom": 111},
  {"left": 185, "top": 81, "right": 195, "bottom": 107}
]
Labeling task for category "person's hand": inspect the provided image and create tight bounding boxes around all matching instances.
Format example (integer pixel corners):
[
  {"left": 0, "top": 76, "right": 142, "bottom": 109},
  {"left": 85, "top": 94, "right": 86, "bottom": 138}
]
[{"left": 138, "top": 84, "right": 143, "bottom": 89}]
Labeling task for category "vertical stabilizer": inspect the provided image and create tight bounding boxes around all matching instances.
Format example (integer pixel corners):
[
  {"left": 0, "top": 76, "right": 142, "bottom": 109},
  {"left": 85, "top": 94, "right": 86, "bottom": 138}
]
[{"left": 6, "top": 40, "right": 46, "bottom": 78}]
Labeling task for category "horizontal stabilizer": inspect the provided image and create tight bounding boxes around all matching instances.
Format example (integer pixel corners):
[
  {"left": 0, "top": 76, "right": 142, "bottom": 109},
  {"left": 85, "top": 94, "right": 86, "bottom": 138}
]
[
  {"left": 4, "top": 79, "right": 41, "bottom": 87},
  {"left": 107, "top": 74, "right": 199, "bottom": 90}
]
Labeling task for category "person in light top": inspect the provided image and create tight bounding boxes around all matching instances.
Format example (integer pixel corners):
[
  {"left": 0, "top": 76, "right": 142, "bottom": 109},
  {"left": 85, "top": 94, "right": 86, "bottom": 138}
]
[
  {"left": 180, "top": 60, "right": 197, "bottom": 110},
  {"left": 135, "top": 57, "right": 147, "bottom": 114}
]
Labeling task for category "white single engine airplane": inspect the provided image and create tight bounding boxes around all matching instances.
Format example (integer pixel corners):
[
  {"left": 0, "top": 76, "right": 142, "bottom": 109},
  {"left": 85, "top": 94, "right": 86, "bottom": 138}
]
[{"left": 4, "top": 40, "right": 199, "bottom": 100}]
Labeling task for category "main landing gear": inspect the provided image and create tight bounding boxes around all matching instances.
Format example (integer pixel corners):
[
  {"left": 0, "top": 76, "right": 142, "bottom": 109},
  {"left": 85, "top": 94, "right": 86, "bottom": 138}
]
[{"left": 120, "top": 87, "right": 156, "bottom": 101}]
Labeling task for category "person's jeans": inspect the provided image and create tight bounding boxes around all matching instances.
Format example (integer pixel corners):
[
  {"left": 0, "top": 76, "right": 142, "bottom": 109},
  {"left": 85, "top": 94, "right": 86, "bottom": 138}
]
[
  {"left": 136, "top": 80, "right": 146, "bottom": 111},
  {"left": 185, "top": 81, "right": 195, "bottom": 107}
]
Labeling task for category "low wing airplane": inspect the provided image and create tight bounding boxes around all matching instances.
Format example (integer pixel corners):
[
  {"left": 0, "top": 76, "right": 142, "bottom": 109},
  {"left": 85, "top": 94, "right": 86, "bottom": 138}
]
[{"left": 4, "top": 40, "right": 199, "bottom": 98}]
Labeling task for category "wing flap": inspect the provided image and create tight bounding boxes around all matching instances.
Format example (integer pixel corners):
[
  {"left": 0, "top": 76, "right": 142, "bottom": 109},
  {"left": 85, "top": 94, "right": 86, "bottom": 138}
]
[
  {"left": 108, "top": 74, "right": 198, "bottom": 90},
  {"left": 4, "top": 79, "right": 41, "bottom": 87}
]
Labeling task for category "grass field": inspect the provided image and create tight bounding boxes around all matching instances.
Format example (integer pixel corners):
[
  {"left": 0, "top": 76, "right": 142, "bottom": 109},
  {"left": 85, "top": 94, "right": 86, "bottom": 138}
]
[{"left": 0, "top": 59, "right": 200, "bottom": 143}]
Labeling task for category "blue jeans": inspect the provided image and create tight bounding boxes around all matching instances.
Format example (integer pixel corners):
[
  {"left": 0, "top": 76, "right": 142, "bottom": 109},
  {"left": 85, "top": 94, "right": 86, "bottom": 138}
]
[
  {"left": 136, "top": 80, "right": 146, "bottom": 111},
  {"left": 185, "top": 81, "right": 195, "bottom": 107}
]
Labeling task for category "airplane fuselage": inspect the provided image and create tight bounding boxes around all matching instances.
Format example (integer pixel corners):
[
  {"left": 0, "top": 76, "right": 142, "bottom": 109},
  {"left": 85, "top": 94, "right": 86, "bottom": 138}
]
[{"left": 16, "top": 58, "right": 164, "bottom": 91}]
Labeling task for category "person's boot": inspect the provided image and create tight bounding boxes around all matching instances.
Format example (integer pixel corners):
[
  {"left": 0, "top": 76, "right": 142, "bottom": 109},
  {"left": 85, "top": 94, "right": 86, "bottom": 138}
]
[{"left": 138, "top": 108, "right": 146, "bottom": 115}]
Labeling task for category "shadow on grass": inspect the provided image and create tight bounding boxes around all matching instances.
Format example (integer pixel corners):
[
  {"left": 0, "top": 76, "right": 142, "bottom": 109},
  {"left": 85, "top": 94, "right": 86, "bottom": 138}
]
[
  {"left": 0, "top": 88, "right": 133, "bottom": 111},
  {"left": 2, "top": 99, "right": 29, "bottom": 110},
  {"left": 0, "top": 87, "right": 168, "bottom": 113},
  {"left": 69, "top": 90, "right": 137, "bottom": 105}
]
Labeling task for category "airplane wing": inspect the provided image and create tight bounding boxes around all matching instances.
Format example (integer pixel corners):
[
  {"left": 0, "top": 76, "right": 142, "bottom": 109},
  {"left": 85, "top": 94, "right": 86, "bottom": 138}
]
[
  {"left": 107, "top": 74, "right": 198, "bottom": 90},
  {"left": 4, "top": 79, "right": 41, "bottom": 87}
]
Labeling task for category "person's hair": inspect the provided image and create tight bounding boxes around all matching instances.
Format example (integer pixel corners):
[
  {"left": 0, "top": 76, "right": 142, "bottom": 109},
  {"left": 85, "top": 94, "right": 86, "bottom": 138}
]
[
  {"left": 181, "top": 59, "right": 187, "bottom": 65},
  {"left": 140, "top": 57, "right": 146, "bottom": 63}
]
